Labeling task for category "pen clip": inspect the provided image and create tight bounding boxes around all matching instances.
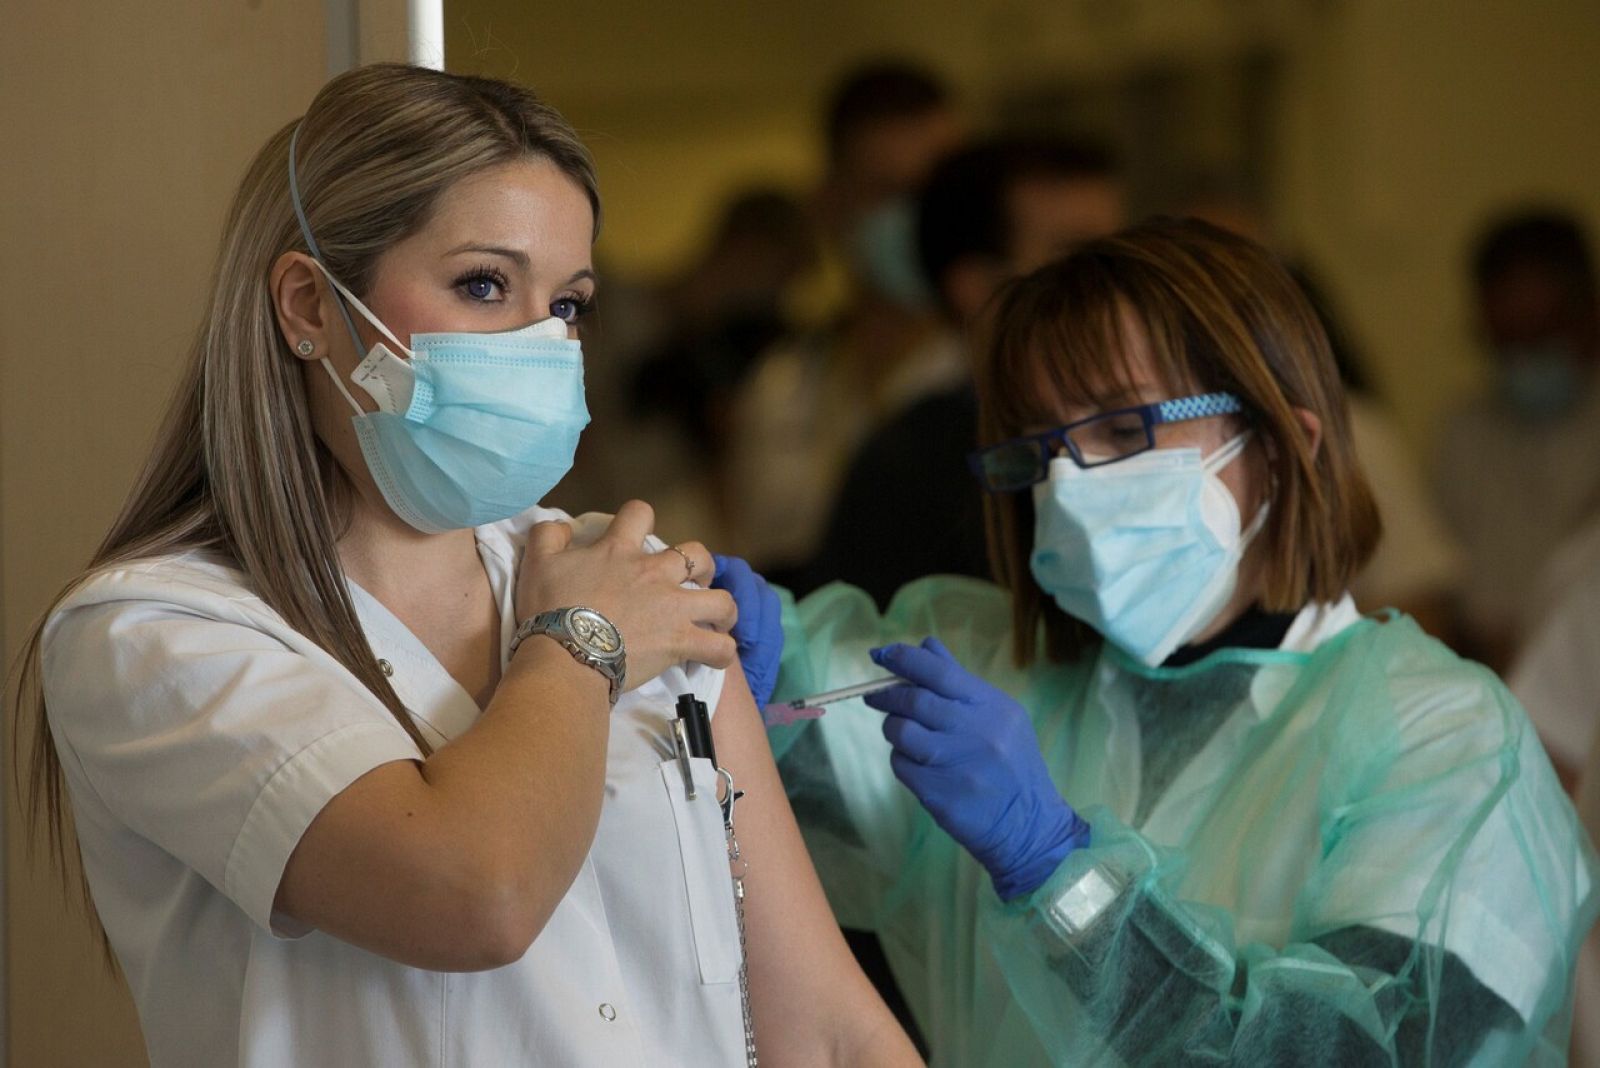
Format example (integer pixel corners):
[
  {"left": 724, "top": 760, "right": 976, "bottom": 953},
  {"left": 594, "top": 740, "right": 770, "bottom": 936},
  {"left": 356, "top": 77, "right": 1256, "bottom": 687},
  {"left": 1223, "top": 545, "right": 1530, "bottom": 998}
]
[{"left": 670, "top": 717, "right": 697, "bottom": 801}]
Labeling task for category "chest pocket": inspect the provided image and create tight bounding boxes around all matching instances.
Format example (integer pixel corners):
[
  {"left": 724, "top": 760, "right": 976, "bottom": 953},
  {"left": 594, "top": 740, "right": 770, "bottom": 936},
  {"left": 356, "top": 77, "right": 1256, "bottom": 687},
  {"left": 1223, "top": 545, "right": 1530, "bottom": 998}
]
[{"left": 660, "top": 758, "right": 743, "bottom": 984}]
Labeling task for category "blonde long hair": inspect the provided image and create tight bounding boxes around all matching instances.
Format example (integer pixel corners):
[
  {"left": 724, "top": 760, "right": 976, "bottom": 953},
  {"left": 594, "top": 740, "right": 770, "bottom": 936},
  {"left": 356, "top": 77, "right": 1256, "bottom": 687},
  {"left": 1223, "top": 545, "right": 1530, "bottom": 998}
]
[{"left": 8, "top": 63, "right": 600, "bottom": 953}]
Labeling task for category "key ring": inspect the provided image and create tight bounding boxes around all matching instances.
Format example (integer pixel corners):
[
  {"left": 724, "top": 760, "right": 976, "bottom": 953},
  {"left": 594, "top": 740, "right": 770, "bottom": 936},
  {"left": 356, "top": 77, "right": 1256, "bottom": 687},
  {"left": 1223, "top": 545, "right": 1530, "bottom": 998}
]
[{"left": 717, "top": 767, "right": 744, "bottom": 830}]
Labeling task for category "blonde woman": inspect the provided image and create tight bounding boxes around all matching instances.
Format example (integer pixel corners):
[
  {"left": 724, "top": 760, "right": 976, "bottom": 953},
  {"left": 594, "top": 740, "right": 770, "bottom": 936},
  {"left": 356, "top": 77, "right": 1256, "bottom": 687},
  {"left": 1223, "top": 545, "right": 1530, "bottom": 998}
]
[{"left": 11, "top": 64, "right": 919, "bottom": 1067}]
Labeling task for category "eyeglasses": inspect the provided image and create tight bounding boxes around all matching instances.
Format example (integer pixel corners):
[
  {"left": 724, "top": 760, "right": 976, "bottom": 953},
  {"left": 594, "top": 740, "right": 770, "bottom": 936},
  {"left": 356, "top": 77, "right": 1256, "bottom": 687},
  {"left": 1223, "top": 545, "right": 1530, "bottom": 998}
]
[{"left": 967, "top": 391, "right": 1244, "bottom": 492}]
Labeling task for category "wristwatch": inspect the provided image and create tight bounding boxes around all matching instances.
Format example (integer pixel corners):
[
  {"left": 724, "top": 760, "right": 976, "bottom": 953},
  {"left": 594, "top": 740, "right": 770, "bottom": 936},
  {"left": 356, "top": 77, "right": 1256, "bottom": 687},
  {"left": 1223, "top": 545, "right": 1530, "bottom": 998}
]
[{"left": 510, "top": 606, "right": 626, "bottom": 706}]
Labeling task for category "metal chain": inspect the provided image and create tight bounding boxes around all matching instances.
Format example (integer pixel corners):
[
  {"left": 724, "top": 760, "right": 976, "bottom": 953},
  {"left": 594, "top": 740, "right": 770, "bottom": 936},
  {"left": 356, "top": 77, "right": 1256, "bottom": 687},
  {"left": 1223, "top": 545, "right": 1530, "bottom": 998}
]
[
  {"left": 729, "top": 831, "right": 757, "bottom": 1067},
  {"left": 720, "top": 770, "right": 757, "bottom": 1067}
]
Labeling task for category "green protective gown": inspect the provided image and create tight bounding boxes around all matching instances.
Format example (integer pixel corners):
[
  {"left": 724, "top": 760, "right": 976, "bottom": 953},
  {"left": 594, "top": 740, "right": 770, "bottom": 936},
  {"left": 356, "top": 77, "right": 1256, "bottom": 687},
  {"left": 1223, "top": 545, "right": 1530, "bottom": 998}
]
[{"left": 769, "top": 576, "right": 1599, "bottom": 1067}]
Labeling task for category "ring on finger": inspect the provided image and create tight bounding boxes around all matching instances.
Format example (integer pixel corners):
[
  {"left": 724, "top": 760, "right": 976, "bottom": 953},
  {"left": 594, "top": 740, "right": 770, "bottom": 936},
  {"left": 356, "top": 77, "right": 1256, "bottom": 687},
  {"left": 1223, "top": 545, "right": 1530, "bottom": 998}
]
[{"left": 666, "top": 544, "right": 696, "bottom": 581}]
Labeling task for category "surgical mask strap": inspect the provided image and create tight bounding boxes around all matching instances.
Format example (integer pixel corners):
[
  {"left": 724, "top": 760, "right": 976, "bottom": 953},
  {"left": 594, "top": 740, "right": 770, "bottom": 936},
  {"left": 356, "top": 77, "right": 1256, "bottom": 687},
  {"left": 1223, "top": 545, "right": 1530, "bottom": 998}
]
[
  {"left": 1203, "top": 428, "right": 1253, "bottom": 474},
  {"left": 304, "top": 260, "right": 414, "bottom": 359},
  {"left": 1206, "top": 429, "right": 1271, "bottom": 543},
  {"left": 288, "top": 123, "right": 410, "bottom": 417},
  {"left": 1220, "top": 429, "right": 1273, "bottom": 548},
  {"left": 1241, "top": 493, "right": 1270, "bottom": 545},
  {"left": 1203, "top": 427, "right": 1274, "bottom": 538}
]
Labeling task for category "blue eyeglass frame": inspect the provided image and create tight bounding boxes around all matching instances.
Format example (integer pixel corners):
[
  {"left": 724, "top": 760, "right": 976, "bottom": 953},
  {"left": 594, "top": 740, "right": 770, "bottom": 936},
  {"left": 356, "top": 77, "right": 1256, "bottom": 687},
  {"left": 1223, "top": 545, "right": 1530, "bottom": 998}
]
[{"left": 967, "top": 391, "right": 1245, "bottom": 492}]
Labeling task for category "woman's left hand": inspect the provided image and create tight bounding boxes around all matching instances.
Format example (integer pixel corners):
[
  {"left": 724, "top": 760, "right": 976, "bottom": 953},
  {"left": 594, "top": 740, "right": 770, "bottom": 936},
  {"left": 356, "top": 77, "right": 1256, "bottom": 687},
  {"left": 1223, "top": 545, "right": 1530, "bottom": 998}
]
[{"left": 866, "top": 637, "right": 1091, "bottom": 900}]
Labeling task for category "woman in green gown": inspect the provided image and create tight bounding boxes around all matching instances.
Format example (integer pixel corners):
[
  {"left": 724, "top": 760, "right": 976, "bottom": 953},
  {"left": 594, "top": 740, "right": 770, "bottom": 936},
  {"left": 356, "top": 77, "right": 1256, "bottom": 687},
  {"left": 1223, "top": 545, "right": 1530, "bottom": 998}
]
[{"left": 725, "top": 218, "right": 1599, "bottom": 1065}]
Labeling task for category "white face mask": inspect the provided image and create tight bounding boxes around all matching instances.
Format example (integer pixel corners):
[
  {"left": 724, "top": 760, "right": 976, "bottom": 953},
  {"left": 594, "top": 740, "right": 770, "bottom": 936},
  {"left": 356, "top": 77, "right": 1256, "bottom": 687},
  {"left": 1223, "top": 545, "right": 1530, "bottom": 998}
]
[{"left": 1028, "top": 431, "right": 1269, "bottom": 666}]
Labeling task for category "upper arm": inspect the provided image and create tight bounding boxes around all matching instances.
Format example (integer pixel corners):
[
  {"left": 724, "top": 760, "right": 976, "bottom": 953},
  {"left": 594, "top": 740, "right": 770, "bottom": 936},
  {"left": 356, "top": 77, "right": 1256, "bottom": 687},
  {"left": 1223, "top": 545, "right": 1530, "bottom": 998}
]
[
  {"left": 44, "top": 598, "right": 424, "bottom": 935},
  {"left": 711, "top": 661, "right": 917, "bottom": 1066}
]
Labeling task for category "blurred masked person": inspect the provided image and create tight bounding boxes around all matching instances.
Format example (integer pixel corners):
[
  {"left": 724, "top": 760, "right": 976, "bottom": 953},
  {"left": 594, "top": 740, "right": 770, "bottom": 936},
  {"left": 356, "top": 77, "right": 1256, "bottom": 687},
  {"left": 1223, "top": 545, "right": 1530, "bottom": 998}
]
[
  {"left": 792, "top": 136, "right": 1124, "bottom": 606},
  {"left": 1578, "top": 738, "right": 1600, "bottom": 1068},
  {"left": 1435, "top": 209, "right": 1600, "bottom": 670},
  {"left": 1511, "top": 523, "right": 1600, "bottom": 1067},
  {"left": 547, "top": 188, "right": 818, "bottom": 547},
  {"left": 1511, "top": 513, "right": 1600, "bottom": 790},
  {"left": 725, "top": 61, "right": 963, "bottom": 572}
]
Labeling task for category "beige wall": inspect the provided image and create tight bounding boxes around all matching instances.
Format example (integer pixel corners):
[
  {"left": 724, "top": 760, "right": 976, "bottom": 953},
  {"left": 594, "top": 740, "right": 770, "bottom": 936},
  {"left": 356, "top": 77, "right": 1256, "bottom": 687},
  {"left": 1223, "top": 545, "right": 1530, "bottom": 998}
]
[{"left": 2, "top": 3, "right": 335, "bottom": 1063}]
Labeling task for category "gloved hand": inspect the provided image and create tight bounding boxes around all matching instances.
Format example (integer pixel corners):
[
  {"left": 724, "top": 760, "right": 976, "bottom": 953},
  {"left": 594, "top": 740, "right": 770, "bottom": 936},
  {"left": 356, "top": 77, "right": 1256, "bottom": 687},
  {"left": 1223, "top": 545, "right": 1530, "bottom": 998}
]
[
  {"left": 865, "top": 637, "right": 1091, "bottom": 900},
  {"left": 712, "top": 554, "right": 783, "bottom": 714}
]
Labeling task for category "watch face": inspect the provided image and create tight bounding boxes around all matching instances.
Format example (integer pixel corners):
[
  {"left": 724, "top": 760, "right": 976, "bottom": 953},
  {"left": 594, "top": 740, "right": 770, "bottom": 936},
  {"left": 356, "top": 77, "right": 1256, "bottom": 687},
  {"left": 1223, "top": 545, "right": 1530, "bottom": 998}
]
[{"left": 568, "top": 608, "right": 621, "bottom": 656}]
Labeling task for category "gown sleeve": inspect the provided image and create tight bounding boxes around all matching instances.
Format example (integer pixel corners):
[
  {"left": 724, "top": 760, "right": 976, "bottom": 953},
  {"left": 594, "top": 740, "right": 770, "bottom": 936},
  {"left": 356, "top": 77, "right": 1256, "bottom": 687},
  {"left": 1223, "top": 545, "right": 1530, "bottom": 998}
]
[
  {"left": 768, "top": 576, "right": 1027, "bottom": 931},
  {"left": 979, "top": 630, "right": 1600, "bottom": 1066}
]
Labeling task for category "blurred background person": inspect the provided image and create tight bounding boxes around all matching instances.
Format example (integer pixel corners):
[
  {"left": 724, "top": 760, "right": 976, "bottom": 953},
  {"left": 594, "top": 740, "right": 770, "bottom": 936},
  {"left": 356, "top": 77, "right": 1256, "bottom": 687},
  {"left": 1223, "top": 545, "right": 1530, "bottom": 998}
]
[
  {"left": 1514, "top": 570, "right": 1600, "bottom": 1067},
  {"left": 789, "top": 135, "right": 1125, "bottom": 605},
  {"left": 724, "top": 59, "right": 965, "bottom": 571},
  {"left": 1434, "top": 208, "right": 1600, "bottom": 671},
  {"left": 548, "top": 186, "right": 820, "bottom": 547},
  {"left": 1511, "top": 523, "right": 1600, "bottom": 792},
  {"left": 1579, "top": 735, "right": 1600, "bottom": 1068},
  {"left": 1183, "top": 182, "right": 1466, "bottom": 640}
]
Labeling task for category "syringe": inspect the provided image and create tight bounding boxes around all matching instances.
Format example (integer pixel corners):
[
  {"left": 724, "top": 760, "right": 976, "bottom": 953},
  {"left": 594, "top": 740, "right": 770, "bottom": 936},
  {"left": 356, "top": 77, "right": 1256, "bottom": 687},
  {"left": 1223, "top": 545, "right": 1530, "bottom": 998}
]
[{"left": 765, "top": 676, "right": 903, "bottom": 726}]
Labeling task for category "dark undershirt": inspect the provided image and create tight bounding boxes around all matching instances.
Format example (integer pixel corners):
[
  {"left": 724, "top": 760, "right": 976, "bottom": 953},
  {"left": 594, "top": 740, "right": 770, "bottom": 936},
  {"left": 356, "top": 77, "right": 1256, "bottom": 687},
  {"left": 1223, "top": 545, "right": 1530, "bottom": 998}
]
[
  {"left": 1162, "top": 605, "right": 1297, "bottom": 667},
  {"left": 1132, "top": 606, "right": 1296, "bottom": 827}
]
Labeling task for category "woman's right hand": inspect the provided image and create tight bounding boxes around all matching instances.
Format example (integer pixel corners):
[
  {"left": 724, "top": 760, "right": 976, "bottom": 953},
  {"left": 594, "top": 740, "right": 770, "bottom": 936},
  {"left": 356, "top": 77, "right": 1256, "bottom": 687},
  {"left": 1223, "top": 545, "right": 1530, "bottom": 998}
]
[
  {"left": 516, "top": 500, "right": 737, "bottom": 688},
  {"left": 866, "top": 637, "right": 1091, "bottom": 901}
]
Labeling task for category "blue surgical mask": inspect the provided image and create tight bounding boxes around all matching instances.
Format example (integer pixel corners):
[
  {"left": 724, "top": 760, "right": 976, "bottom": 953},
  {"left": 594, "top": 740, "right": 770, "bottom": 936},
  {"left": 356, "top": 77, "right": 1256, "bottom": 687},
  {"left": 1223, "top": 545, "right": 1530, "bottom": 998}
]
[
  {"left": 848, "top": 197, "right": 932, "bottom": 309},
  {"left": 310, "top": 264, "right": 590, "bottom": 534},
  {"left": 1500, "top": 343, "right": 1583, "bottom": 420},
  {"left": 1029, "top": 432, "right": 1268, "bottom": 666},
  {"left": 286, "top": 127, "right": 589, "bottom": 533}
]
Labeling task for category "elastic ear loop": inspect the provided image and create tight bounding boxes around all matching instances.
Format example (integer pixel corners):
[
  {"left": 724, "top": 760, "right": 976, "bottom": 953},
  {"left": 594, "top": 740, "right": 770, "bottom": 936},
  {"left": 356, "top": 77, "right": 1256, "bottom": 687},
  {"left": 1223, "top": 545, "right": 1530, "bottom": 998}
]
[
  {"left": 287, "top": 124, "right": 411, "bottom": 415},
  {"left": 1202, "top": 428, "right": 1254, "bottom": 474},
  {"left": 1207, "top": 429, "right": 1271, "bottom": 544}
]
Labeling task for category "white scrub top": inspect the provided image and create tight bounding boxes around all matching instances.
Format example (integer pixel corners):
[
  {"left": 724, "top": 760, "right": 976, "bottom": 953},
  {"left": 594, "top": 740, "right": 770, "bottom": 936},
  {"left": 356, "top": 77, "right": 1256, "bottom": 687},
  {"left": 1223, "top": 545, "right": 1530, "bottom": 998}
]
[{"left": 42, "top": 507, "right": 746, "bottom": 1068}]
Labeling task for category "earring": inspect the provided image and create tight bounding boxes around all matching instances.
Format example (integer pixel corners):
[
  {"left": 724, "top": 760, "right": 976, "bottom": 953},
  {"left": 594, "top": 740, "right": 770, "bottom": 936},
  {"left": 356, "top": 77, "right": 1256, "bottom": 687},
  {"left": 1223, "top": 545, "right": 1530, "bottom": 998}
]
[{"left": 296, "top": 339, "right": 316, "bottom": 356}]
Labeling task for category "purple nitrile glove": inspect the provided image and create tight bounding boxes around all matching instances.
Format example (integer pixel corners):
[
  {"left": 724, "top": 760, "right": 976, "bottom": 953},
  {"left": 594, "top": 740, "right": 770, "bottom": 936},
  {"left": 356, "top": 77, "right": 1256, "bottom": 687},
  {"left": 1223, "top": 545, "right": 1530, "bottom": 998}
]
[
  {"left": 711, "top": 553, "right": 783, "bottom": 715},
  {"left": 865, "top": 637, "right": 1090, "bottom": 900}
]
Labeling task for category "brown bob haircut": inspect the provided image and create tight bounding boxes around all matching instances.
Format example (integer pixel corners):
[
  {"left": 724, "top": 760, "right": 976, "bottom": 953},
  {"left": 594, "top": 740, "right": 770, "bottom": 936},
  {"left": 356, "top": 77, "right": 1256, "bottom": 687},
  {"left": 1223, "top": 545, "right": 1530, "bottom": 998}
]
[{"left": 977, "top": 216, "right": 1380, "bottom": 667}]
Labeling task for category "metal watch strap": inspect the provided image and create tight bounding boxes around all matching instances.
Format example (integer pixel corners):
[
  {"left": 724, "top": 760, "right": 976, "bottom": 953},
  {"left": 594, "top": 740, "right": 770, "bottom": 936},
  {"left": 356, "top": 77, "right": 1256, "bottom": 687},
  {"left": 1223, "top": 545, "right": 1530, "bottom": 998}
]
[{"left": 510, "top": 608, "right": 624, "bottom": 706}]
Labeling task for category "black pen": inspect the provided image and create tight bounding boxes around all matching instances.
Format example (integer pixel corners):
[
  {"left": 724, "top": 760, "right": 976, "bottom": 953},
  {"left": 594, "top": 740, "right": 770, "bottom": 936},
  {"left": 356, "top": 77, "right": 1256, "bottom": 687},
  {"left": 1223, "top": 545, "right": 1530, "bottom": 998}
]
[
  {"left": 691, "top": 696, "right": 716, "bottom": 769},
  {"left": 675, "top": 693, "right": 710, "bottom": 760}
]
